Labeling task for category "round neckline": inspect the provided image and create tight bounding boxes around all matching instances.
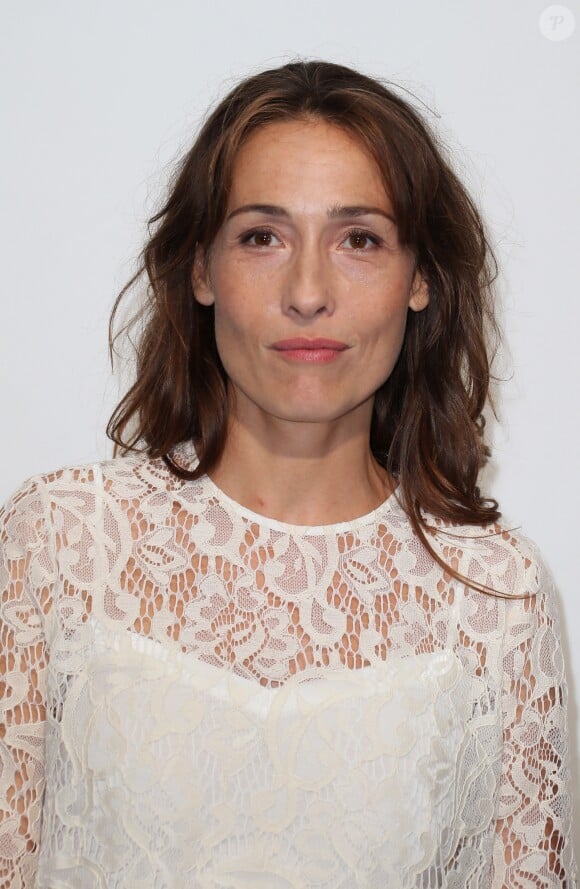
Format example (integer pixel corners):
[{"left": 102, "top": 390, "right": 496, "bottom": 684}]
[{"left": 202, "top": 468, "right": 400, "bottom": 535}]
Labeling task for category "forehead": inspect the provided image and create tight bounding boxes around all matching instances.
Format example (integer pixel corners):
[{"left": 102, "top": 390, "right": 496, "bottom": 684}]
[{"left": 228, "top": 119, "right": 390, "bottom": 209}]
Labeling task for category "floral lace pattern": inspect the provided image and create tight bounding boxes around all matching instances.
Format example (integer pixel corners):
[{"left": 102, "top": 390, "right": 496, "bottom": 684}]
[{"left": 0, "top": 443, "right": 576, "bottom": 887}]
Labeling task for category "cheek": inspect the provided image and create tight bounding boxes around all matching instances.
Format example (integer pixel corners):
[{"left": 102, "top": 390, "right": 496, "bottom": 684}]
[
  {"left": 354, "top": 301, "right": 410, "bottom": 383},
  {"left": 349, "top": 286, "right": 410, "bottom": 340},
  {"left": 210, "top": 255, "right": 268, "bottom": 325},
  {"left": 342, "top": 259, "right": 414, "bottom": 313},
  {"left": 213, "top": 298, "right": 269, "bottom": 348},
  {"left": 211, "top": 263, "right": 282, "bottom": 349},
  {"left": 210, "top": 269, "right": 247, "bottom": 335},
  {"left": 211, "top": 290, "right": 266, "bottom": 379},
  {"left": 213, "top": 305, "right": 247, "bottom": 374}
]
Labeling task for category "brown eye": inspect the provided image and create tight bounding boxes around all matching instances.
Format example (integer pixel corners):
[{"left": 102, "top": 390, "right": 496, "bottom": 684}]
[
  {"left": 342, "top": 229, "right": 380, "bottom": 250},
  {"left": 240, "top": 229, "right": 281, "bottom": 247},
  {"left": 348, "top": 232, "right": 368, "bottom": 249}
]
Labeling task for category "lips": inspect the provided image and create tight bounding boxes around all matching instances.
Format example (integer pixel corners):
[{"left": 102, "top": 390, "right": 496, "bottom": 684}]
[
  {"left": 270, "top": 338, "right": 350, "bottom": 364},
  {"left": 271, "top": 338, "right": 349, "bottom": 351}
]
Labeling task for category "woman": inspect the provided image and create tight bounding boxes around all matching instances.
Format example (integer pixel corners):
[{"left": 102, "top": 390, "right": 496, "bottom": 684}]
[{"left": 0, "top": 60, "right": 576, "bottom": 887}]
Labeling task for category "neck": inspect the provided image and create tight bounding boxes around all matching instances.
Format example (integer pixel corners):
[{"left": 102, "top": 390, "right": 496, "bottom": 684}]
[{"left": 207, "top": 411, "right": 394, "bottom": 527}]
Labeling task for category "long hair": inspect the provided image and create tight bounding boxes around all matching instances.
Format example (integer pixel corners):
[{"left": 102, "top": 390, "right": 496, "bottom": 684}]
[{"left": 108, "top": 59, "right": 507, "bottom": 595}]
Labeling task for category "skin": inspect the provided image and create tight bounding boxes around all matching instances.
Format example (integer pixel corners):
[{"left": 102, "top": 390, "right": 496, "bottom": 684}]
[{"left": 192, "top": 118, "right": 429, "bottom": 525}]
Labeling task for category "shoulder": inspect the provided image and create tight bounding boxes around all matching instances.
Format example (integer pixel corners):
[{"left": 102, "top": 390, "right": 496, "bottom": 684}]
[
  {"left": 427, "top": 513, "right": 550, "bottom": 601},
  {"left": 1, "top": 449, "right": 183, "bottom": 532},
  {"left": 1, "top": 442, "right": 206, "bottom": 550},
  {"left": 4, "top": 448, "right": 188, "bottom": 498},
  {"left": 425, "top": 515, "right": 564, "bottom": 659}
]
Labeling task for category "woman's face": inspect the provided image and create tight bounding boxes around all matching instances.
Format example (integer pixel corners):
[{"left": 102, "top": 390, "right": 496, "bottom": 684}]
[{"left": 193, "top": 118, "right": 428, "bottom": 437}]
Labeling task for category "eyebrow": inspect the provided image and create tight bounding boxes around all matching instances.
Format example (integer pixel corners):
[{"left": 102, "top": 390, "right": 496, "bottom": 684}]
[{"left": 226, "top": 203, "right": 396, "bottom": 224}]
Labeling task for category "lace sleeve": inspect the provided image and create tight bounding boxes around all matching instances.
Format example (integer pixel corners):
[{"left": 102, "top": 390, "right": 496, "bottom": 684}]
[
  {"left": 0, "top": 477, "right": 54, "bottom": 889},
  {"left": 491, "top": 552, "right": 577, "bottom": 887}
]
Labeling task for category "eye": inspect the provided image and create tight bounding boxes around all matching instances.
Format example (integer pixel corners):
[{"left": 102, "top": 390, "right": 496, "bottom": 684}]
[
  {"left": 341, "top": 229, "right": 382, "bottom": 251},
  {"left": 239, "top": 228, "right": 282, "bottom": 247}
]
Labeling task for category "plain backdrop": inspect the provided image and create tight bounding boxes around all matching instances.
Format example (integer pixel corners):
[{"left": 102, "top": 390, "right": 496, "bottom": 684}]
[{"left": 1, "top": 0, "right": 579, "bottom": 847}]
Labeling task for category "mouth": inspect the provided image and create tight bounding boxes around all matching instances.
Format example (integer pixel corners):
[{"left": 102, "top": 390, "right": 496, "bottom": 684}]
[
  {"left": 270, "top": 338, "right": 349, "bottom": 364},
  {"left": 270, "top": 338, "right": 349, "bottom": 351}
]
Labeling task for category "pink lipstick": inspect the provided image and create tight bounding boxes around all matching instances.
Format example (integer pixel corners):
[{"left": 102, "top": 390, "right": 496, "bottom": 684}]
[{"left": 270, "top": 337, "right": 349, "bottom": 363}]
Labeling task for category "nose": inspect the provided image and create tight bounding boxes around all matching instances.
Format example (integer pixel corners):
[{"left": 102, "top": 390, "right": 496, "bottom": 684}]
[{"left": 281, "top": 240, "right": 335, "bottom": 320}]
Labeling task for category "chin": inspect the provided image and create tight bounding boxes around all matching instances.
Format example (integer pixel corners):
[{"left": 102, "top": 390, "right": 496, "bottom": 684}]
[
  {"left": 267, "top": 400, "right": 364, "bottom": 425},
  {"left": 230, "top": 381, "right": 374, "bottom": 426}
]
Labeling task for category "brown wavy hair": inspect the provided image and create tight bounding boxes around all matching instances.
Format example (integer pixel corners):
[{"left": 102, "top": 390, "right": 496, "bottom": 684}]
[{"left": 108, "top": 59, "right": 508, "bottom": 595}]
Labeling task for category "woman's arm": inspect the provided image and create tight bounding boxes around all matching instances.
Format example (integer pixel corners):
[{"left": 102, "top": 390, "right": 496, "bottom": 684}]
[
  {"left": 0, "top": 478, "right": 54, "bottom": 889},
  {"left": 491, "top": 554, "right": 577, "bottom": 887}
]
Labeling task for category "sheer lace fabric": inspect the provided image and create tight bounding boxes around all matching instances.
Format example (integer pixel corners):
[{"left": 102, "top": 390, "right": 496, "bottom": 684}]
[{"left": 0, "top": 443, "right": 576, "bottom": 888}]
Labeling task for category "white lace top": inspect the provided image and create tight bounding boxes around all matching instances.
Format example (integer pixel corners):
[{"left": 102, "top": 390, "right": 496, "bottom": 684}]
[{"left": 0, "top": 443, "right": 576, "bottom": 888}]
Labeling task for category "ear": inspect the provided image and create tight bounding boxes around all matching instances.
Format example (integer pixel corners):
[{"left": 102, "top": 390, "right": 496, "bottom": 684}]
[
  {"left": 191, "top": 247, "right": 215, "bottom": 307},
  {"left": 408, "top": 269, "right": 429, "bottom": 313}
]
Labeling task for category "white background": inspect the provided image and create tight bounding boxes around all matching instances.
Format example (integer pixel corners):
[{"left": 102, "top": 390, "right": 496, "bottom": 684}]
[{"left": 1, "top": 0, "right": 579, "bottom": 847}]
